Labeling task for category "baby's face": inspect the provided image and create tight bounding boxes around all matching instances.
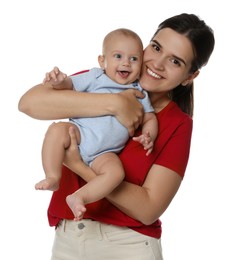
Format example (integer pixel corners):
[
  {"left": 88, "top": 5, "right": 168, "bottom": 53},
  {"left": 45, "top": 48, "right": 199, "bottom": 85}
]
[{"left": 99, "top": 35, "right": 143, "bottom": 85}]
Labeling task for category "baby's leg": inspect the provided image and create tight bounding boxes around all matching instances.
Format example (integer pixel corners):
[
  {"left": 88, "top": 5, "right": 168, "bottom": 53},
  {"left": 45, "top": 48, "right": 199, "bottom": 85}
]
[
  {"left": 66, "top": 153, "right": 124, "bottom": 221},
  {"left": 35, "top": 122, "right": 80, "bottom": 191}
]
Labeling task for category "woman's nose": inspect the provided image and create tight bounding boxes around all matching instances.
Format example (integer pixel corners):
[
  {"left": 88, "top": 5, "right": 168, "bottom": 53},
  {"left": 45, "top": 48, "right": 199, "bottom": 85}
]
[{"left": 153, "top": 57, "right": 165, "bottom": 70}]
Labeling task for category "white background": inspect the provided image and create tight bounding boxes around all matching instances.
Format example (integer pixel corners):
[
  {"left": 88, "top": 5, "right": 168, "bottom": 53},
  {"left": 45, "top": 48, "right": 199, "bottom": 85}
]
[{"left": 1, "top": 0, "right": 230, "bottom": 259}]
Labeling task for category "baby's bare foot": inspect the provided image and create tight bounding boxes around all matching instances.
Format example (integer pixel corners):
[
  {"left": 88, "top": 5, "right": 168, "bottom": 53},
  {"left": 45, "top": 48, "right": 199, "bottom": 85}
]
[
  {"left": 66, "top": 193, "right": 86, "bottom": 221},
  {"left": 35, "top": 177, "right": 59, "bottom": 191}
]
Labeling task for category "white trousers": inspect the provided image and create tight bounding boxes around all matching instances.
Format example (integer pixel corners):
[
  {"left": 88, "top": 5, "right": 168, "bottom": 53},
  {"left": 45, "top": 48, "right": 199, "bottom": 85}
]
[{"left": 51, "top": 219, "right": 163, "bottom": 260}]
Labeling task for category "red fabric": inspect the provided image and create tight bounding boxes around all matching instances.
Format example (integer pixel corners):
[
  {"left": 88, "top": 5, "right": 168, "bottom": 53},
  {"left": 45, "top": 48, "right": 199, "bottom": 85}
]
[{"left": 47, "top": 89, "right": 192, "bottom": 239}]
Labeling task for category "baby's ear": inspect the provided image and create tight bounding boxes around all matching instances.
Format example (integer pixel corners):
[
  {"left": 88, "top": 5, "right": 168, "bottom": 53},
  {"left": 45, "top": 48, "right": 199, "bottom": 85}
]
[{"left": 98, "top": 55, "right": 105, "bottom": 69}]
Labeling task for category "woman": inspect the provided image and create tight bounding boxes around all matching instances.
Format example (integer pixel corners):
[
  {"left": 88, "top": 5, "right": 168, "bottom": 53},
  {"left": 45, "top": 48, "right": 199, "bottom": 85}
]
[{"left": 18, "top": 13, "right": 215, "bottom": 260}]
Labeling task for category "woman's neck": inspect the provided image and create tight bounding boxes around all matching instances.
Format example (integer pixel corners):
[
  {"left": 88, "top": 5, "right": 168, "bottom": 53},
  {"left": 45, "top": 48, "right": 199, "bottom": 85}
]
[{"left": 149, "top": 92, "right": 171, "bottom": 113}]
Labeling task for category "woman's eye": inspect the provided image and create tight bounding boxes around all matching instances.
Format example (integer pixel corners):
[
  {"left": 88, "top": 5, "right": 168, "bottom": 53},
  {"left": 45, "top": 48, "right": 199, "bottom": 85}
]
[
  {"left": 171, "top": 59, "right": 181, "bottom": 66},
  {"left": 154, "top": 45, "right": 160, "bottom": 52},
  {"left": 151, "top": 42, "right": 160, "bottom": 52}
]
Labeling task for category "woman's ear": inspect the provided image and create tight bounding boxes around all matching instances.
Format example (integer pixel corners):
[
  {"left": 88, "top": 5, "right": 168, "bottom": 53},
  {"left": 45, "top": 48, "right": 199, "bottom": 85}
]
[
  {"left": 98, "top": 55, "right": 105, "bottom": 69},
  {"left": 182, "top": 70, "right": 200, "bottom": 86}
]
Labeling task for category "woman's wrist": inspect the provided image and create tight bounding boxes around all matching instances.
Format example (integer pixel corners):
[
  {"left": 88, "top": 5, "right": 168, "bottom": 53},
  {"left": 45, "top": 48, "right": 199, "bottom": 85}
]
[
  {"left": 71, "top": 161, "right": 96, "bottom": 182},
  {"left": 103, "top": 93, "right": 118, "bottom": 116}
]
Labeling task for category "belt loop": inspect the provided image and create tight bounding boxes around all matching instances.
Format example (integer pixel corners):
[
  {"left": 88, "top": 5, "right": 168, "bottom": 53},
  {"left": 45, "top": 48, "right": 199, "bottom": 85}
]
[
  {"left": 97, "top": 221, "right": 103, "bottom": 241},
  {"left": 63, "top": 219, "right": 66, "bottom": 232},
  {"left": 58, "top": 219, "right": 66, "bottom": 233}
]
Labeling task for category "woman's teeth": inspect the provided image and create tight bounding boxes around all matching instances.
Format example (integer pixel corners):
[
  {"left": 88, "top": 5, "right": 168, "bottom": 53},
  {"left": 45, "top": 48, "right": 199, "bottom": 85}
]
[{"left": 147, "top": 68, "right": 161, "bottom": 79}]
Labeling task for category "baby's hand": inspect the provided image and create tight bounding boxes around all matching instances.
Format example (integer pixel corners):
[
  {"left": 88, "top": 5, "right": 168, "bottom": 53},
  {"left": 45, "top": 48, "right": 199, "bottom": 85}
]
[
  {"left": 43, "top": 66, "right": 67, "bottom": 86},
  {"left": 133, "top": 131, "right": 154, "bottom": 156}
]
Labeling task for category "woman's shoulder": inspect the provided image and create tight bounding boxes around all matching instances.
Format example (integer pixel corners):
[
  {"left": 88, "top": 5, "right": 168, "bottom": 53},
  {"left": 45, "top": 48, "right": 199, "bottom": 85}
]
[{"left": 156, "top": 101, "right": 193, "bottom": 144}]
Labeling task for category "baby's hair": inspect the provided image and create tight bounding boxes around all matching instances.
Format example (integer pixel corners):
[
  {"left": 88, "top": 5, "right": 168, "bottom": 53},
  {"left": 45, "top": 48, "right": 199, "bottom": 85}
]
[{"left": 102, "top": 28, "right": 143, "bottom": 54}]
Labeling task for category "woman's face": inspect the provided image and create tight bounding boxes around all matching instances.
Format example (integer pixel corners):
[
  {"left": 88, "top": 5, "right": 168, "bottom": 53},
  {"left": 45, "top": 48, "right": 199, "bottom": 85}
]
[{"left": 139, "top": 28, "right": 196, "bottom": 94}]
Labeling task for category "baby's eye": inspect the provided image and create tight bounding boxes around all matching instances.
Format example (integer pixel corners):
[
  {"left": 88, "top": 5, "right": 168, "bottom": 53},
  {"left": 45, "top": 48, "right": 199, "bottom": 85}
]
[
  {"left": 130, "top": 57, "right": 138, "bottom": 62},
  {"left": 114, "top": 54, "right": 122, "bottom": 59}
]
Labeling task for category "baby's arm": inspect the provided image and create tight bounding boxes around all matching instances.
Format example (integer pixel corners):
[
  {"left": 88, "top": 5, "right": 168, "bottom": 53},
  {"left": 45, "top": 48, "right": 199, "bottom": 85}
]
[
  {"left": 43, "top": 66, "right": 73, "bottom": 90},
  {"left": 133, "top": 112, "right": 158, "bottom": 156}
]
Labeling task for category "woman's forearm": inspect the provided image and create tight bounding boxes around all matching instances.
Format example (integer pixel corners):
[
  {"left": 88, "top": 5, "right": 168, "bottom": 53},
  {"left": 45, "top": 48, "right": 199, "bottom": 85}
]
[
  {"left": 18, "top": 83, "right": 144, "bottom": 135},
  {"left": 107, "top": 166, "right": 182, "bottom": 225},
  {"left": 18, "top": 83, "right": 115, "bottom": 120},
  {"left": 106, "top": 181, "right": 157, "bottom": 225},
  {"left": 72, "top": 163, "right": 158, "bottom": 225},
  {"left": 64, "top": 122, "right": 181, "bottom": 225}
]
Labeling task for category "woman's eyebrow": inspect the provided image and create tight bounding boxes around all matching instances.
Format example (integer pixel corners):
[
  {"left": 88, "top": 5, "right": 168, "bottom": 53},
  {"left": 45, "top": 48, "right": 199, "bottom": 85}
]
[{"left": 152, "top": 39, "right": 187, "bottom": 66}]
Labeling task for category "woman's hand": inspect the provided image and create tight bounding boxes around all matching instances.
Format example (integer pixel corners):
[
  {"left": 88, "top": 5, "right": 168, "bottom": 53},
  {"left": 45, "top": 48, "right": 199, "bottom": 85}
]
[
  {"left": 63, "top": 127, "right": 82, "bottom": 172},
  {"left": 63, "top": 127, "right": 96, "bottom": 182},
  {"left": 114, "top": 89, "right": 145, "bottom": 136},
  {"left": 18, "top": 75, "right": 145, "bottom": 128}
]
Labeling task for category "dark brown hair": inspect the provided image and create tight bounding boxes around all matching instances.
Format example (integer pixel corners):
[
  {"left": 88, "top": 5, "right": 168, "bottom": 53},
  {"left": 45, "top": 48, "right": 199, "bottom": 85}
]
[{"left": 154, "top": 13, "right": 215, "bottom": 117}]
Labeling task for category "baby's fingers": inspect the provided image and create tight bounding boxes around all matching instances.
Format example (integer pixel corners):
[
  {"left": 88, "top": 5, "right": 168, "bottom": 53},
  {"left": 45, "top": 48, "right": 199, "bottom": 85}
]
[
  {"left": 144, "top": 141, "right": 154, "bottom": 156},
  {"left": 145, "top": 147, "right": 153, "bottom": 156},
  {"left": 42, "top": 72, "right": 52, "bottom": 84},
  {"left": 53, "top": 66, "right": 60, "bottom": 75}
]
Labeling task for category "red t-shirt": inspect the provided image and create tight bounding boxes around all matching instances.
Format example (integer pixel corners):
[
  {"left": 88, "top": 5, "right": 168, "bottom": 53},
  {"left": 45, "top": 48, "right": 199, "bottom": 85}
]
[{"left": 47, "top": 92, "right": 192, "bottom": 239}]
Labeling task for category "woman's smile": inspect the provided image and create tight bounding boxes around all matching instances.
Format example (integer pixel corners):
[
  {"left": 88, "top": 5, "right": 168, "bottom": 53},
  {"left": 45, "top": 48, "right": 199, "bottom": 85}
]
[{"left": 147, "top": 68, "right": 162, "bottom": 79}]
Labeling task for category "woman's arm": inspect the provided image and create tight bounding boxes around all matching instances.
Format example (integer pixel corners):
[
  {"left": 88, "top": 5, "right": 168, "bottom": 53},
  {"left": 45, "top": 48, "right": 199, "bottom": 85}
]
[
  {"left": 18, "top": 82, "right": 144, "bottom": 136},
  {"left": 18, "top": 82, "right": 114, "bottom": 119},
  {"left": 107, "top": 165, "right": 182, "bottom": 225},
  {"left": 64, "top": 127, "right": 182, "bottom": 225}
]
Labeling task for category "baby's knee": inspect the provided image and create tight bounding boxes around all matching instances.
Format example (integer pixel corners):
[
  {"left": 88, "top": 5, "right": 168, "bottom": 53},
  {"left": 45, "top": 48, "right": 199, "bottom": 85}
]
[{"left": 46, "top": 122, "right": 70, "bottom": 138}]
